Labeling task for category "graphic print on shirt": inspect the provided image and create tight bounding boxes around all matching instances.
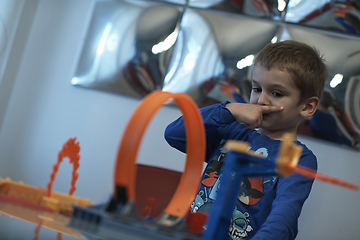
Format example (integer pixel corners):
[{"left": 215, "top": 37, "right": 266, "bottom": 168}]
[
  {"left": 191, "top": 143, "right": 278, "bottom": 239},
  {"left": 238, "top": 177, "right": 264, "bottom": 205},
  {"left": 191, "top": 159, "right": 223, "bottom": 212},
  {"left": 229, "top": 208, "right": 253, "bottom": 239},
  {"left": 191, "top": 142, "right": 226, "bottom": 213},
  {"left": 238, "top": 147, "right": 267, "bottom": 206}
]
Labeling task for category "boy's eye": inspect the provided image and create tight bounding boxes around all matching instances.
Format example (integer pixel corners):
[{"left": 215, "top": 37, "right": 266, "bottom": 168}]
[
  {"left": 272, "top": 92, "right": 283, "bottom": 97},
  {"left": 252, "top": 87, "right": 261, "bottom": 93}
]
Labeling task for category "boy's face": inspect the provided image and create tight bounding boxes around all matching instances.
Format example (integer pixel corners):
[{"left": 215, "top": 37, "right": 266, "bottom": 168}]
[{"left": 250, "top": 64, "right": 305, "bottom": 135}]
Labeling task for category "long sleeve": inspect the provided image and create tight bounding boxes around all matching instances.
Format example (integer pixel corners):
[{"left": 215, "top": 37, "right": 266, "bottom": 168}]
[
  {"left": 164, "top": 101, "right": 236, "bottom": 161},
  {"left": 165, "top": 101, "right": 318, "bottom": 240},
  {"left": 250, "top": 151, "right": 317, "bottom": 240}
]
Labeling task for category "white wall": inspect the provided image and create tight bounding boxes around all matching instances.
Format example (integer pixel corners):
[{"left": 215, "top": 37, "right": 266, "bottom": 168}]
[
  {"left": 0, "top": 0, "right": 359, "bottom": 239},
  {"left": 0, "top": 0, "right": 186, "bottom": 204},
  {"left": 297, "top": 136, "right": 360, "bottom": 240}
]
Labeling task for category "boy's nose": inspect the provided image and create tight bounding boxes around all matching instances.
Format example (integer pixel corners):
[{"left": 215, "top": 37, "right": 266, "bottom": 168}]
[{"left": 257, "top": 93, "right": 270, "bottom": 106}]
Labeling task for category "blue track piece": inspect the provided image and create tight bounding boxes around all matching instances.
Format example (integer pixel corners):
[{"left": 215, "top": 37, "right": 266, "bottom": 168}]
[{"left": 203, "top": 151, "right": 277, "bottom": 240}]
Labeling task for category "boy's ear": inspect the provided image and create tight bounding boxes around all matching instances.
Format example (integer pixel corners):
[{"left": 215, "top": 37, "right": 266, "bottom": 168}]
[{"left": 300, "top": 96, "right": 319, "bottom": 118}]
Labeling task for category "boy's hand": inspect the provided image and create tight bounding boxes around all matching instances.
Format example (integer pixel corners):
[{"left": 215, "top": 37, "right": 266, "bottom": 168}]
[{"left": 226, "top": 103, "right": 283, "bottom": 129}]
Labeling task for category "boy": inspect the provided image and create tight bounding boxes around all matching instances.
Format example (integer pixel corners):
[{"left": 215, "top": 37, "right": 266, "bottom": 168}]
[{"left": 164, "top": 40, "right": 328, "bottom": 240}]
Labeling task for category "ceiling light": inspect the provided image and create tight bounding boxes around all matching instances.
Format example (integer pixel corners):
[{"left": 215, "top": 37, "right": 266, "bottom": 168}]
[
  {"left": 330, "top": 74, "right": 343, "bottom": 88},
  {"left": 236, "top": 55, "right": 254, "bottom": 69}
]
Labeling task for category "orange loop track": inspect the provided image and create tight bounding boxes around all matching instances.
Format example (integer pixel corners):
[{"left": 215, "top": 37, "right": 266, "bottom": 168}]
[{"left": 114, "top": 90, "right": 206, "bottom": 218}]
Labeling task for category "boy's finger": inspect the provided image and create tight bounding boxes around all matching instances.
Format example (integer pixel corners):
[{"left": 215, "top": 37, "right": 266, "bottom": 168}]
[{"left": 261, "top": 106, "right": 284, "bottom": 113}]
